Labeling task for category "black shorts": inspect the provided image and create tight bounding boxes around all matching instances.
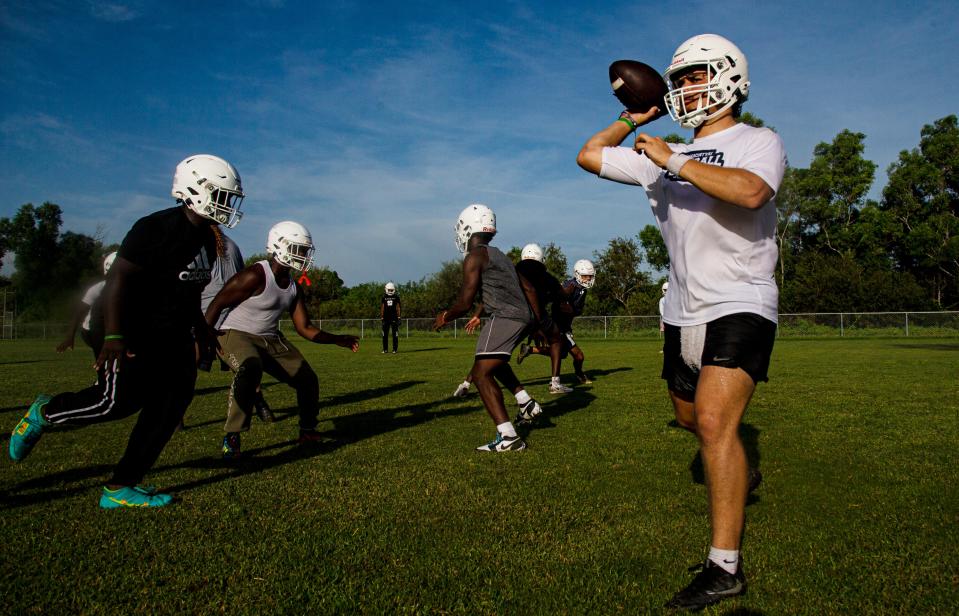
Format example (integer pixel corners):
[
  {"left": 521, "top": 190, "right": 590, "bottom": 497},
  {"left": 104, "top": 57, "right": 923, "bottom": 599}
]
[
  {"left": 661, "top": 312, "right": 776, "bottom": 396},
  {"left": 559, "top": 331, "right": 577, "bottom": 358}
]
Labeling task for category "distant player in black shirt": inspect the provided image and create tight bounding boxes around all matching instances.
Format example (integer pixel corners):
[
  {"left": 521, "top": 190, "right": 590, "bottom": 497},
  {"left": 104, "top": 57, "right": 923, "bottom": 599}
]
[
  {"left": 381, "top": 282, "right": 401, "bottom": 354},
  {"left": 9, "top": 154, "right": 245, "bottom": 509}
]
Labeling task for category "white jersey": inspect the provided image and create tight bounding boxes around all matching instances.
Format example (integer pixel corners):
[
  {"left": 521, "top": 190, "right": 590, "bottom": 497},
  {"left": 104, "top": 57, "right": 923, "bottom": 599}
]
[
  {"left": 600, "top": 123, "right": 786, "bottom": 325},
  {"left": 80, "top": 280, "right": 105, "bottom": 331},
  {"left": 220, "top": 261, "right": 297, "bottom": 337}
]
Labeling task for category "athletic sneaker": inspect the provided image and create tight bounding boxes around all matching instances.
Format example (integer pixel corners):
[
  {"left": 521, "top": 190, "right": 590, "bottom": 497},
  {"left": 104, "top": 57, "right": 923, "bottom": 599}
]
[
  {"left": 664, "top": 559, "right": 746, "bottom": 611},
  {"left": 549, "top": 382, "right": 574, "bottom": 394},
  {"left": 516, "top": 343, "right": 532, "bottom": 365},
  {"left": 222, "top": 432, "right": 241, "bottom": 459},
  {"left": 253, "top": 392, "right": 275, "bottom": 422},
  {"left": 748, "top": 468, "right": 763, "bottom": 494},
  {"left": 475, "top": 433, "right": 527, "bottom": 452},
  {"left": 452, "top": 382, "right": 471, "bottom": 398},
  {"left": 576, "top": 373, "right": 593, "bottom": 385},
  {"left": 392, "top": 350, "right": 398, "bottom": 354},
  {"left": 9, "top": 394, "right": 52, "bottom": 462},
  {"left": 99, "top": 485, "right": 173, "bottom": 509},
  {"left": 515, "top": 399, "right": 543, "bottom": 423}
]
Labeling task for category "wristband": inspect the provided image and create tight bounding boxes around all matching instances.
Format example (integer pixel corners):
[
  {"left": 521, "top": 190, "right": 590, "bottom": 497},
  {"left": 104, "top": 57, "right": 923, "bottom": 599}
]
[
  {"left": 104, "top": 334, "right": 124, "bottom": 341},
  {"left": 617, "top": 111, "right": 639, "bottom": 131},
  {"left": 666, "top": 152, "right": 692, "bottom": 176}
]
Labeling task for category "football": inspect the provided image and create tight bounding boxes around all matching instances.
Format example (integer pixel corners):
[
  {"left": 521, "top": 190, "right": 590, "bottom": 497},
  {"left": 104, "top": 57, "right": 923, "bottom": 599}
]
[{"left": 608, "top": 60, "right": 669, "bottom": 118}]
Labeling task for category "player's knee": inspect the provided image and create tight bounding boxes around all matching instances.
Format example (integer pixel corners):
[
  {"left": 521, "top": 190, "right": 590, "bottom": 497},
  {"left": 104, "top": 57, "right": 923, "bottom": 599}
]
[{"left": 693, "top": 408, "right": 736, "bottom": 445}]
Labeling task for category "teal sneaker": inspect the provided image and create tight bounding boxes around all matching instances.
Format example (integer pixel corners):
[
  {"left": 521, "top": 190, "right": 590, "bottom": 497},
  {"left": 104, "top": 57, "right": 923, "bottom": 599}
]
[
  {"left": 99, "top": 486, "right": 173, "bottom": 509},
  {"left": 222, "top": 432, "right": 241, "bottom": 459},
  {"left": 9, "top": 394, "right": 52, "bottom": 462}
]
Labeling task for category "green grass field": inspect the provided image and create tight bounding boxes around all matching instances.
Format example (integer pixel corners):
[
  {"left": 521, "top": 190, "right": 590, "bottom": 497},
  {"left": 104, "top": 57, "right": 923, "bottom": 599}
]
[{"left": 1, "top": 337, "right": 957, "bottom": 614}]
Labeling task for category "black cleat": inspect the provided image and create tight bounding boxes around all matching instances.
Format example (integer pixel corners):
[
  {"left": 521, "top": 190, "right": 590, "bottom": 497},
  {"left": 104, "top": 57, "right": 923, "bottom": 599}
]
[
  {"left": 665, "top": 559, "right": 746, "bottom": 611},
  {"left": 748, "top": 467, "right": 763, "bottom": 494},
  {"left": 516, "top": 342, "right": 532, "bottom": 365},
  {"left": 253, "top": 392, "right": 275, "bottom": 423}
]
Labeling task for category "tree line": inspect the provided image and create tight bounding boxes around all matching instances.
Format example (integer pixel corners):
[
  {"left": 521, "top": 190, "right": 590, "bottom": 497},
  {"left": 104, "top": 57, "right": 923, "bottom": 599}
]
[{"left": 2, "top": 114, "right": 955, "bottom": 321}]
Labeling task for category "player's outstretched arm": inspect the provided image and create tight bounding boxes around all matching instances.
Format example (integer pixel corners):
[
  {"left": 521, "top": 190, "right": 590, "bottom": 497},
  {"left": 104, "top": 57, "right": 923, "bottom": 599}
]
[
  {"left": 577, "top": 107, "right": 662, "bottom": 175},
  {"left": 204, "top": 265, "right": 265, "bottom": 328},
  {"left": 95, "top": 257, "right": 142, "bottom": 371},
  {"left": 433, "top": 250, "right": 484, "bottom": 330},
  {"left": 56, "top": 297, "right": 89, "bottom": 353},
  {"left": 291, "top": 294, "right": 358, "bottom": 351}
]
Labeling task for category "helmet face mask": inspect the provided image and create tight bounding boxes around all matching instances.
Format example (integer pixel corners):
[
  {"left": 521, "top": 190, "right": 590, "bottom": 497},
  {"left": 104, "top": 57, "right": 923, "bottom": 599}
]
[
  {"left": 103, "top": 251, "right": 117, "bottom": 276},
  {"left": 454, "top": 204, "right": 496, "bottom": 254},
  {"left": 267, "top": 221, "right": 315, "bottom": 272},
  {"left": 662, "top": 281, "right": 669, "bottom": 295},
  {"left": 664, "top": 34, "right": 749, "bottom": 129},
  {"left": 385, "top": 282, "right": 396, "bottom": 296},
  {"left": 573, "top": 259, "right": 596, "bottom": 289},
  {"left": 521, "top": 243, "right": 543, "bottom": 263},
  {"left": 172, "top": 154, "right": 245, "bottom": 228}
]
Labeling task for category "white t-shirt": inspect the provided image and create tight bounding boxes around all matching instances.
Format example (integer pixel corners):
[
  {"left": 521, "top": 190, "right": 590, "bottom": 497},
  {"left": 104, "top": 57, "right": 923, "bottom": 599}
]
[
  {"left": 80, "top": 280, "right": 105, "bottom": 331},
  {"left": 600, "top": 123, "right": 787, "bottom": 325}
]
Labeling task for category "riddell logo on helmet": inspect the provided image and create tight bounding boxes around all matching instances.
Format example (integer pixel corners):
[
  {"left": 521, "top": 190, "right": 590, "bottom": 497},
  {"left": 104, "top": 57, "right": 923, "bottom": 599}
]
[{"left": 482, "top": 226, "right": 494, "bottom": 232}]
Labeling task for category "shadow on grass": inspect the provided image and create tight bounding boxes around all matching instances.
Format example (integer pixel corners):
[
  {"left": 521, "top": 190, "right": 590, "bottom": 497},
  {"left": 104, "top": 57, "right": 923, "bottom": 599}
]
[
  {"left": 0, "top": 464, "right": 115, "bottom": 509},
  {"left": 0, "top": 359, "right": 50, "bottom": 366},
  {"left": 522, "top": 366, "right": 634, "bottom": 387},
  {"left": 889, "top": 342, "right": 959, "bottom": 351},
  {"left": 515, "top": 391, "right": 598, "bottom": 438},
  {"left": 385, "top": 347, "right": 450, "bottom": 354}
]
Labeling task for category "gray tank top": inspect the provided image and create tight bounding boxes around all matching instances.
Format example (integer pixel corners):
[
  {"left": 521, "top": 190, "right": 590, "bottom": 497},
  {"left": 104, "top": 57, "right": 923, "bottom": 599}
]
[
  {"left": 478, "top": 245, "right": 532, "bottom": 322},
  {"left": 220, "top": 261, "right": 297, "bottom": 336}
]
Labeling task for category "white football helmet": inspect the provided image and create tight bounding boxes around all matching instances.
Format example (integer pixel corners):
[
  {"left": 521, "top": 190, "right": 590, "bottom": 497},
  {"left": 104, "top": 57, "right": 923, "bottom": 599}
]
[
  {"left": 102, "top": 251, "right": 117, "bottom": 275},
  {"left": 663, "top": 34, "right": 749, "bottom": 129},
  {"left": 521, "top": 243, "right": 544, "bottom": 263},
  {"left": 661, "top": 281, "right": 669, "bottom": 295},
  {"left": 573, "top": 259, "right": 596, "bottom": 288},
  {"left": 385, "top": 282, "right": 396, "bottom": 296},
  {"left": 454, "top": 204, "right": 496, "bottom": 254},
  {"left": 171, "top": 154, "right": 245, "bottom": 228},
  {"left": 267, "top": 221, "right": 314, "bottom": 271}
]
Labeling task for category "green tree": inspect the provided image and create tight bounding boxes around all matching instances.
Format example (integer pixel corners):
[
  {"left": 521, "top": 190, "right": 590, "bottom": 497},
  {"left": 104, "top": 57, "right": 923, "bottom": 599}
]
[
  {"left": 591, "top": 237, "right": 650, "bottom": 313},
  {"left": 637, "top": 225, "right": 669, "bottom": 272},
  {"left": 542, "top": 242, "right": 568, "bottom": 281},
  {"left": 881, "top": 115, "right": 959, "bottom": 308},
  {"left": 0, "top": 203, "right": 102, "bottom": 319}
]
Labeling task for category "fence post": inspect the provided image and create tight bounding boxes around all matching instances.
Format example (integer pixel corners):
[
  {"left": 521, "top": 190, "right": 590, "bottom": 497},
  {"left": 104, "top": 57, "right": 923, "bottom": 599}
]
[
  {"left": 406, "top": 318, "right": 409, "bottom": 338},
  {"left": 361, "top": 319, "right": 364, "bottom": 339},
  {"left": 43, "top": 323, "right": 46, "bottom": 339},
  {"left": 840, "top": 313, "right": 844, "bottom": 337},
  {"left": 905, "top": 312, "right": 909, "bottom": 337},
  {"left": 604, "top": 316, "right": 608, "bottom": 339},
  {"left": 454, "top": 319, "right": 457, "bottom": 339}
]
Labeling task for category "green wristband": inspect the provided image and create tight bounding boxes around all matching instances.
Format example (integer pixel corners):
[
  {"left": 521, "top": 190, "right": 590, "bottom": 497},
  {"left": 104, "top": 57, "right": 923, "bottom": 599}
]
[
  {"left": 617, "top": 112, "right": 639, "bottom": 131},
  {"left": 104, "top": 334, "right": 124, "bottom": 341}
]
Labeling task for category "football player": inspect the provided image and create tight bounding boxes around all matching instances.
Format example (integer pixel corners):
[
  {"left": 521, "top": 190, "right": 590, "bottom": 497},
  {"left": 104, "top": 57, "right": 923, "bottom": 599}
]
[
  {"left": 433, "top": 205, "right": 543, "bottom": 452},
  {"left": 518, "top": 259, "right": 595, "bottom": 388},
  {"left": 56, "top": 251, "right": 117, "bottom": 360},
  {"left": 10, "top": 154, "right": 244, "bottom": 508},
  {"left": 205, "top": 221, "right": 358, "bottom": 459},
  {"left": 380, "top": 282, "right": 401, "bottom": 354},
  {"left": 577, "top": 34, "right": 785, "bottom": 610}
]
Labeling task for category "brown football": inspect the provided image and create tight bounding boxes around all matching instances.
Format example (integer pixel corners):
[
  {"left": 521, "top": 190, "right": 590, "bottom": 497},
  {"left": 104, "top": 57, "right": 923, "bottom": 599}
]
[{"left": 609, "top": 60, "right": 668, "bottom": 118}]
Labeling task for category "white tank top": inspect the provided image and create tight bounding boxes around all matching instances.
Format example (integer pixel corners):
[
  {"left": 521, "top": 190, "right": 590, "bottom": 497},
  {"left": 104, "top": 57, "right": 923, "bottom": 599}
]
[{"left": 220, "top": 261, "right": 297, "bottom": 337}]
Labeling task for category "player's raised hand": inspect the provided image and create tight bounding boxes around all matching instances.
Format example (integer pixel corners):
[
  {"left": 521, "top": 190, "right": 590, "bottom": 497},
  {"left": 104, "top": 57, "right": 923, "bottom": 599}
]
[{"left": 634, "top": 132, "right": 672, "bottom": 168}]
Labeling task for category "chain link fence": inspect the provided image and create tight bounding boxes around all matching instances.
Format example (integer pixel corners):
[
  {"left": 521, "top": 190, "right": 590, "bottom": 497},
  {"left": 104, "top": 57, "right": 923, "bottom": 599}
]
[{"left": 8, "top": 312, "right": 958, "bottom": 341}]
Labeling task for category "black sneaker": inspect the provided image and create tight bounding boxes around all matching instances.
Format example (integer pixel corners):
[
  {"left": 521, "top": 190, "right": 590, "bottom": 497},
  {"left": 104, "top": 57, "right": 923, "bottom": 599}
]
[
  {"left": 253, "top": 392, "right": 275, "bottom": 423},
  {"left": 748, "top": 468, "right": 763, "bottom": 494},
  {"left": 665, "top": 559, "right": 746, "bottom": 611},
  {"left": 222, "top": 432, "right": 241, "bottom": 459},
  {"left": 516, "top": 343, "right": 532, "bottom": 365}
]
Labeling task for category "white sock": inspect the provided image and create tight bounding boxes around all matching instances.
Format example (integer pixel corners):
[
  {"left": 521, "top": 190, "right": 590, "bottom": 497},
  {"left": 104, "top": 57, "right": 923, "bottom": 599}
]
[
  {"left": 708, "top": 547, "right": 739, "bottom": 574},
  {"left": 550, "top": 376, "right": 561, "bottom": 385},
  {"left": 497, "top": 421, "right": 517, "bottom": 438},
  {"left": 461, "top": 380, "right": 471, "bottom": 389},
  {"left": 514, "top": 389, "right": 531, "bottom": 405}
]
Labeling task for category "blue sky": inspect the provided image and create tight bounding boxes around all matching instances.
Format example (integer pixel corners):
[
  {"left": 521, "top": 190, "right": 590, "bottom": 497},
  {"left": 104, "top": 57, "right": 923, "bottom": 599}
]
[{"left": 2, "top": 0, "right": 957, "bottom": 285}]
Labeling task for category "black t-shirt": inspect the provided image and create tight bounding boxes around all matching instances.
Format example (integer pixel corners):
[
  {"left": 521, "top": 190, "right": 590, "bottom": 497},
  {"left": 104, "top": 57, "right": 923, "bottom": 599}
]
[
  {"left": 553, "top": 278, "right": 588, "bottom": 332},
  {"left": 381, "top": 294, "right": 400, "bottom": 321},
  {"left": 117, "top": 206, "right": 216, "bottom": 343},
  {"left": 514, "top": 260, "right": 562, "bottom": 316}
]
